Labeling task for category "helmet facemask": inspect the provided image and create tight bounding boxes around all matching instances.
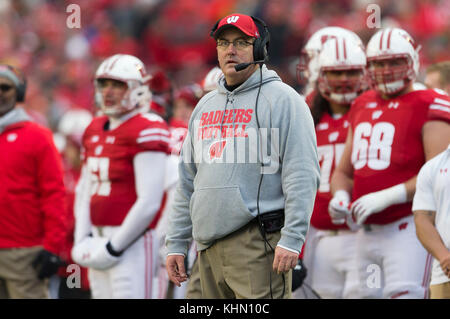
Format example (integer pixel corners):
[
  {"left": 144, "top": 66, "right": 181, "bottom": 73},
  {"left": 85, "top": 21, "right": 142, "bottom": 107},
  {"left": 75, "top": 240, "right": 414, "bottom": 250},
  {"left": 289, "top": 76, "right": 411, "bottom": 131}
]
[
  {"left": 95, "top": 78, "right": 152, "bottom": 117},
  {"left": 368, "top": 55, "right": 415, "bottom": 96},
  {"left": 318, "top": 67, "right": 367, "bottom": 105}
]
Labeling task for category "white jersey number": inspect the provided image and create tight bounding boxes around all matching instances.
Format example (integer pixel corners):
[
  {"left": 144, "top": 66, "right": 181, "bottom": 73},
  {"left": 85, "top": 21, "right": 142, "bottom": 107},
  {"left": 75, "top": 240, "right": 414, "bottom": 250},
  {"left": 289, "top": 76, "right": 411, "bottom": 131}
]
[
  {"left": 317, "top": 143, "right": 345, "bottom": 192},
  {"left": 87, "top": 157, "right": 111, "bottom": 196},
  {"left": 352, "top": 122, "right": 395, "bottom": 170}
]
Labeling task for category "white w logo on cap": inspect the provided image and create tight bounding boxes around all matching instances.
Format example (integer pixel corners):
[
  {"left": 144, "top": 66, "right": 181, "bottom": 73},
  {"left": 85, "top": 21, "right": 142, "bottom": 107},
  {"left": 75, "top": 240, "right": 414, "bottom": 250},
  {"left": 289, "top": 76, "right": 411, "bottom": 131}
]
[{"left": 227, "top": 16, "right": 239, "bottom": 24}]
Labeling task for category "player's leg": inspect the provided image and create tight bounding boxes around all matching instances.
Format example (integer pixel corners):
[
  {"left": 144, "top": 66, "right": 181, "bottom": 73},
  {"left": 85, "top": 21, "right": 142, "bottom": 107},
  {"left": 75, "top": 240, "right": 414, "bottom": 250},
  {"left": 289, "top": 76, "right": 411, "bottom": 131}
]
[
  {"left": 311, "top": 232, "right": 346, "bottom": 298},
  {"left": 355, "top": 229, "right": 383, "bottom": 298},
  {"left": 337, "top": 231, "right": 360, "bottom": 299},
  {"left": 88, "top": 267, "right": 112, "bottom": 299},
  {"left": 381, "top": 216, "right": 431, "bottom": 299},
  {"left": 110, "top": 230, "right": 156, "bottom": 299}
]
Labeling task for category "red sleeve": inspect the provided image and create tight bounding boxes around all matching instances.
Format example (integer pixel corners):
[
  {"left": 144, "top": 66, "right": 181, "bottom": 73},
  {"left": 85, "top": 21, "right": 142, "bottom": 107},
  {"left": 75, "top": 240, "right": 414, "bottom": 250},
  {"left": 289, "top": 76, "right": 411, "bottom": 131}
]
[
  {"left": 426, "top": 90, "right": 450, "bottom": 123},
  {"left": 36, "top": 128, "right": 68, "bottom": 254},
  {"left": 135, "top": 114, "right": 171, "bottom": 154}
]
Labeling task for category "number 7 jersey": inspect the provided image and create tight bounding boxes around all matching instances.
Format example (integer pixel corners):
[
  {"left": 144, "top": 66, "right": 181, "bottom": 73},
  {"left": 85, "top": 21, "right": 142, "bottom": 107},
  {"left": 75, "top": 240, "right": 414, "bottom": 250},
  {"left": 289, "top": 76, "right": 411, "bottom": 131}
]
[
  {"left": 82, "top": 113, "right": 171, "bottom": 227},
  {"left": 348, "top": 89, "right": 450, "bottom": 225}
]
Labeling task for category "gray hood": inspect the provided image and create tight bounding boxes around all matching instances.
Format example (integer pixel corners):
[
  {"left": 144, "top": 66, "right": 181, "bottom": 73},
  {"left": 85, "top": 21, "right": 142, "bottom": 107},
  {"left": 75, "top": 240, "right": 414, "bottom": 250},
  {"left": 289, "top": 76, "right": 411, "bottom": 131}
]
[{"left": 0, "top": 107, "right": 31, "bottom": 134}]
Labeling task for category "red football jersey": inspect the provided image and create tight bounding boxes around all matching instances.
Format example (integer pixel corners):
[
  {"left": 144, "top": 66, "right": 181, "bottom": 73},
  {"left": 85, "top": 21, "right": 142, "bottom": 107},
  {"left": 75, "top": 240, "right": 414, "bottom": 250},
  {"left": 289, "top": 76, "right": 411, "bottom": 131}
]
[
  {"left": 310, "top": 112, "right": 350, "bottom": 230},
  {"left": 168, "top": 118, "right": 188, "bottom": 155},
  {"left": 82, "top": 113, "right": 170, "bottom": 227},
  {"left": 349, "top": 89, "right": 450, "bottom": 225}
]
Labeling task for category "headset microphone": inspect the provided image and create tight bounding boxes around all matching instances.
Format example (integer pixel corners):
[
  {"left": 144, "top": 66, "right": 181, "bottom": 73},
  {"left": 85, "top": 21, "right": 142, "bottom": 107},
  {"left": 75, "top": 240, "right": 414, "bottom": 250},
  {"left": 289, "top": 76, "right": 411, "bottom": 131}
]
[{"left": 234, "top": 60, "right": 265, "bottom": 72}]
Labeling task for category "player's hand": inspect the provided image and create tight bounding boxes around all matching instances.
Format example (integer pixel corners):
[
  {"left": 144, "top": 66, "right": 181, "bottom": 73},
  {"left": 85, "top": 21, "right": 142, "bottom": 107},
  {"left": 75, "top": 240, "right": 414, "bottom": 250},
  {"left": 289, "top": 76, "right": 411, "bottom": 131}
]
[
  {"left": 72, "top": 237, "right": 120, "bottom": 270},
  {"left": 351, "top": 184, "right": 407, "bottom": 225},
  {"left": 328, "top": 190, "right": 351, "bottom": 225},
  {"left": 350, "top": 191, "right": 387, "bottom": 225},
  {"left": 273, "top": 246, "right": 298, "bottom": 274},
  {"left": 166, "top": 254, "right": 188, "bottom": 287},
  {"left": 439, "top": 252, "right": 450, "bottom": 279}
]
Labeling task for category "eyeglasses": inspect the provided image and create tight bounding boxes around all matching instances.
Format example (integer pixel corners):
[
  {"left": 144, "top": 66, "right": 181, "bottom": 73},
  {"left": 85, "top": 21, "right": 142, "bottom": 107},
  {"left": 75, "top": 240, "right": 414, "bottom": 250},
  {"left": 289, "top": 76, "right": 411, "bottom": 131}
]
[
  {"left": 216, "top": 39, "right": 253, "bottom": 50},
  {"left": 0, "top": 84, "right": 13, "bottom": 92}
]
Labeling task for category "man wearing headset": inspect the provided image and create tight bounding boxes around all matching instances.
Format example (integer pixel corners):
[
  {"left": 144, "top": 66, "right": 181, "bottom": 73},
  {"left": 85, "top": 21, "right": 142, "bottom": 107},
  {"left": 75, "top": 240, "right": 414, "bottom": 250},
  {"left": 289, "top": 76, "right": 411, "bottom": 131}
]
[
  {"left": 165, "top": 13, "right": 320, "bottom": 299},
  {"left": 0, "top": 64, "right": 67, "bottom": 298}
]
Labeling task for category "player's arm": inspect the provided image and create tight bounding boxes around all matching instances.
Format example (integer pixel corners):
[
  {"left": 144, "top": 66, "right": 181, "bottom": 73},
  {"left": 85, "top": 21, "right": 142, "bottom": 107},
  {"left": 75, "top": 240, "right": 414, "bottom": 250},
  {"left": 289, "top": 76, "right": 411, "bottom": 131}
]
[
  {"left": 423, "top": 120, "right": 450, "bottom": 161},
  {"left": 330, "top": 126, "right": 354, "bottom": 195},
  {"left": 108, "top": 151, "right": 167, "bottom": 253},
  {"left": 73, "top": 164, "right": 93, "bottom": 244},
  {"left": 329, "top": 126, "right": 354, "bottom": 225}
]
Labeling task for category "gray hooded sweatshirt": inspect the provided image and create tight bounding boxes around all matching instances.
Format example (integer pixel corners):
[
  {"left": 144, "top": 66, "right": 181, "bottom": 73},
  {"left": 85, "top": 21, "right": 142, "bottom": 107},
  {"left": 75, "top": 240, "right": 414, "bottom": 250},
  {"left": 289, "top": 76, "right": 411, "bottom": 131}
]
[{"left": 166, "top": 65, "right": 320, "bottom": 255}]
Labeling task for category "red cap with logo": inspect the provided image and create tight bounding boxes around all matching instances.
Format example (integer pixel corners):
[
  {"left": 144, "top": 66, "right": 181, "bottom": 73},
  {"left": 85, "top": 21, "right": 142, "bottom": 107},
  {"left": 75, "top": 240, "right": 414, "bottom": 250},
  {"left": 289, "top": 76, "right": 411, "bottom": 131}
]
[{"left": 212, "top": 13, "right": 260, "bottom": 39}]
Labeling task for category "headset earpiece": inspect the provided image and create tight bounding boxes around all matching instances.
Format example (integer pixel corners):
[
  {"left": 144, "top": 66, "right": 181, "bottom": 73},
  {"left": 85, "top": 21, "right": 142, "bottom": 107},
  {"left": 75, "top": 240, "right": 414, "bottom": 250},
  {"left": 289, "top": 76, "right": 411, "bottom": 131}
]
[
  {"left": 16, "top": 75, "right": 27, "bottom": 102},
  {"left": 251, "top": 16, "right": 270, "bottom": 62},
  {"left": 0, "top": 64, "right": 27, "bottom": 102},
  {"left": 210, "top": 20, "right": 220, "bottom": 37}
]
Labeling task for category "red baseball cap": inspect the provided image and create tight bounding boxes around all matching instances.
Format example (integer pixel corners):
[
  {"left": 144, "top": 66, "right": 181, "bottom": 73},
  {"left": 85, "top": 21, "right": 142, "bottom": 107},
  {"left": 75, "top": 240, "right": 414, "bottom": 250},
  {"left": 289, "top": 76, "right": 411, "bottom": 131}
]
[{"left": 212, "top": 13, "right": 260, "bottom": 39}]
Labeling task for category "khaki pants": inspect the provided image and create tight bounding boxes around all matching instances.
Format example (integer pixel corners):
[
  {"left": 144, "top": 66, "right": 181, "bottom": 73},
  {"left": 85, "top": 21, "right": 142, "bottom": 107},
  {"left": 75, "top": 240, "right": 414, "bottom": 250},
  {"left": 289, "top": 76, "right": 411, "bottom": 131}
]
[
  {"left": 198, "top": 220, "right": 292, "bottom": 299},
  {"left": 186, "top": 258, "right": 202, "bottom": 299},
  {"left": 430, "top": 282, "right": 450, "bottom": 299},
  {"left": 0, "top": 247, "right": 48, "bottom": 299}
]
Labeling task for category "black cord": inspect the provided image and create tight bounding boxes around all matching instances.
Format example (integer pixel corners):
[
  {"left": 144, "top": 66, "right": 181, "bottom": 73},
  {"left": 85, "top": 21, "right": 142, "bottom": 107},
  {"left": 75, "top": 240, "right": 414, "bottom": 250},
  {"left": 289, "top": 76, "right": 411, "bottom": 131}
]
[{"left": 254, "top": 65, "right": 286, "bottom": 299}]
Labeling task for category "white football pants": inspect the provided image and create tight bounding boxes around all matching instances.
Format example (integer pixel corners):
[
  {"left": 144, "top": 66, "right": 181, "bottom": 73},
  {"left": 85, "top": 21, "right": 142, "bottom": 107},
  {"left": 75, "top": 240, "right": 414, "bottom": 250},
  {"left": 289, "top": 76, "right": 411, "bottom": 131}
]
[{"left": 355, "top": 215, "right": 432, "bottom": 299}]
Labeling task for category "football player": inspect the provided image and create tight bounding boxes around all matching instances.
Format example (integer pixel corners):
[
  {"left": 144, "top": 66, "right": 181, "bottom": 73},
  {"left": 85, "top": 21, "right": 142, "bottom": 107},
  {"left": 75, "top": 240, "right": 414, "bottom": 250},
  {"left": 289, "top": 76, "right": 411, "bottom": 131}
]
[
  {"left": 305, "top": 36, "right": 368, "bottom": 298},
  {"left": 330, "top": 28, "right": 450, "bottom": 298},
  {"left": 71, "top": 54, "right": 170, "bottom": 298},
  {"left": 296, "top": 26, "right": 364, "bottom": 98},
  {"left": 294, "top": 26, "right": 364, "bottom": 299}
]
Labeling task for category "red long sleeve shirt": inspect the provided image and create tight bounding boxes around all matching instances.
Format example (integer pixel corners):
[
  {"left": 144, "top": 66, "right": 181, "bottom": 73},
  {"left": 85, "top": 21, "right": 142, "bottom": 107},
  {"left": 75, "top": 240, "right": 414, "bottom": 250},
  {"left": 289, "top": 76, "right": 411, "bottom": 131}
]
[{"left": 0, "top": 121, "right": 67, "bottom": 254}]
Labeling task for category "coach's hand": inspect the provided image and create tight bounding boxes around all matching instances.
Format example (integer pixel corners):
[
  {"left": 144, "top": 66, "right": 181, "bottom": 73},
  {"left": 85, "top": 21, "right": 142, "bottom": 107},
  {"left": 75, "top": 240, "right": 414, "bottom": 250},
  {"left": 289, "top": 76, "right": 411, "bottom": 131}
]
[
  {"left": 166, "top": 254, "right": 188, "bottom": 287},
  {"left": 273, "top": 246, "right": 298, "bottom": 274}
]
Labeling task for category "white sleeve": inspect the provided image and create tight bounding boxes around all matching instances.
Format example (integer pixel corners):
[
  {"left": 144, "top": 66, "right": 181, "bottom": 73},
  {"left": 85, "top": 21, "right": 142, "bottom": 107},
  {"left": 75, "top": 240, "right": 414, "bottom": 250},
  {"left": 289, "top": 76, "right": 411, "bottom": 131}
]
[
  {"left": 412, "top": 160, "right": 436, "bottom": 212},
  {"left": 109, "top": 151, "right": 167, "bottom": 252},
  {"left": 73, "top": 165, "right": 93, "bottom": 244}
]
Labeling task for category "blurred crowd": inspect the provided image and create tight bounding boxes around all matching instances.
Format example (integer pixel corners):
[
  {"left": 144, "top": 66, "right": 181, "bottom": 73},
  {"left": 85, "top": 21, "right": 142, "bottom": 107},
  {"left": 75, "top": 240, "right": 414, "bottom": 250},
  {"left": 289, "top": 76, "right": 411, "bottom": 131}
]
[{"left": 0, "top": 0, "right": 449, "bottom": 129}]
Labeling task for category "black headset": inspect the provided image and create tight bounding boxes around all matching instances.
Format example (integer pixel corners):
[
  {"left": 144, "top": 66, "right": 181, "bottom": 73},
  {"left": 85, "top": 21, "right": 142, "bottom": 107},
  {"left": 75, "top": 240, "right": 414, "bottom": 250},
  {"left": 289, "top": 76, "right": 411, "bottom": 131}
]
[
  {"left": 210, "top": 16, "right": 270, "bottom": 62},
  {"left": 0, "top": 64, "right": 27, "bottom": 102}
]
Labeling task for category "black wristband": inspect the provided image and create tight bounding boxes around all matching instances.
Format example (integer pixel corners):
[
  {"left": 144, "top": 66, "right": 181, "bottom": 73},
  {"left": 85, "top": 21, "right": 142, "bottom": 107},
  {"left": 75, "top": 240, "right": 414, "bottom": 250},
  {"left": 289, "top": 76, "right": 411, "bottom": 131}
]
[{"left": 106, "top": 241, "right": 123, "bottom": 257}]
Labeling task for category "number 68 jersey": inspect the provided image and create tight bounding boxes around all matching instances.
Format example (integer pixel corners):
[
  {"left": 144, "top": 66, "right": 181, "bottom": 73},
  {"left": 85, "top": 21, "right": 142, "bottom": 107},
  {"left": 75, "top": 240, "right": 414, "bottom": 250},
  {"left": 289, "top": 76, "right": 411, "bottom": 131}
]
[
  {"left": 349, "top": 89, "right": 450, "bottom": 225},
  {"left": 82, "top": 113, "right": 171, "bottom": 227}
]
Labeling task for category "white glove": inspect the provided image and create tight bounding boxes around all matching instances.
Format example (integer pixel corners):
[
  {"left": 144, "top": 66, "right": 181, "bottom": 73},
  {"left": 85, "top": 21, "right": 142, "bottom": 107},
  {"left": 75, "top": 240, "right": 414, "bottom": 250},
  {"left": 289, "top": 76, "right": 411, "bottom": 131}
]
[
  {"left": 351, "top": 183, "right": 407, "bottom": 225},
  {"left": 72, "top": 237, "right": 120, "bottom": 270},
  {"left": 328, "top": 190, "right": 351, "bottom": 225}
]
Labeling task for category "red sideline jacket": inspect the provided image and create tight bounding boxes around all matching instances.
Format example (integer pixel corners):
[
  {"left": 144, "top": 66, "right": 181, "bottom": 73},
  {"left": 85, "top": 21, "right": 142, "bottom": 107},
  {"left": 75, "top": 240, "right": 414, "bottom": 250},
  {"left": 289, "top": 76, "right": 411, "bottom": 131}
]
[{"left": 0, "top": 121, "right": 67, "bottom": 254}]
